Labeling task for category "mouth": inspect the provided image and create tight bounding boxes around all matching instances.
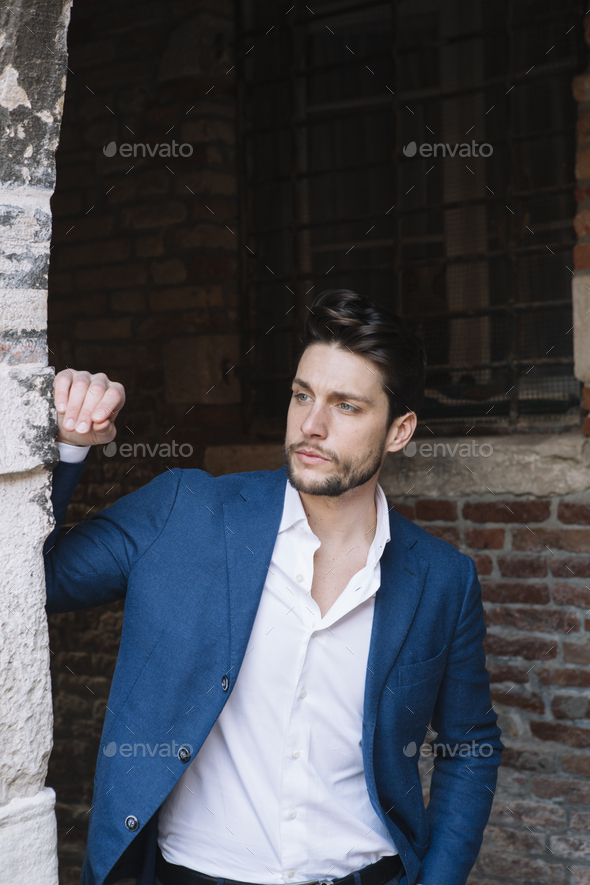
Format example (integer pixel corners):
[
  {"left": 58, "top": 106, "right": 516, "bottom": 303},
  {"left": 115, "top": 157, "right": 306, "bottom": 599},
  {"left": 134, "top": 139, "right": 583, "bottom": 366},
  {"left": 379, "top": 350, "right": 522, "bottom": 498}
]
[{"left": 295, "top": 449, "right": 330, "bottom": 465}]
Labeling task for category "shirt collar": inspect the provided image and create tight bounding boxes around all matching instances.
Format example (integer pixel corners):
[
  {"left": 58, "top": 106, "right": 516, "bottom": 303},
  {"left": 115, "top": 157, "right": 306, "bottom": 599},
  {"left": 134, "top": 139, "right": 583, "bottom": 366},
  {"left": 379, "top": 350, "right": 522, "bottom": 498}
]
[{"left": 279, "top": 476, "right": 391, "bottom": 552}]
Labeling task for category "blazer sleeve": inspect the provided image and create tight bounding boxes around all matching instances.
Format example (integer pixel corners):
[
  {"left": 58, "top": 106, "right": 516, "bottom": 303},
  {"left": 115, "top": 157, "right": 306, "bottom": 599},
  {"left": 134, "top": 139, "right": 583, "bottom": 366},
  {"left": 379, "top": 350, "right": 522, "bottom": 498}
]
[
  {"left": 44, "top": 462, "right": 183, "bottom": 614},
  {"left": 417, "top": 556, "right": 504, "bottom": 885}
]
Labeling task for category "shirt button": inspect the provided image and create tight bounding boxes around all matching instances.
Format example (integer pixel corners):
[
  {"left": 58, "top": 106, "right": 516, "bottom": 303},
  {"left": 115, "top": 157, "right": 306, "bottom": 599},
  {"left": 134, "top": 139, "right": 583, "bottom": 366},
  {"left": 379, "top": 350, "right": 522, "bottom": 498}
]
[
  {"left": 287, "top": 872, "right": 295, "bottom": 878},
  {"left": 289, "top": 810, "right": 297, "bottom": 819},
  {"left": 296, "top": 574, "right": 304, "bottom": 583},
  {"left": 300, "top": 689, "right": 307, "bottom": 699},
  {"left": 293, "top": 750, "right": 300, "bottom": 758},
  {"left": 311, "top": 631, "right": 317, "bottom": 638}
]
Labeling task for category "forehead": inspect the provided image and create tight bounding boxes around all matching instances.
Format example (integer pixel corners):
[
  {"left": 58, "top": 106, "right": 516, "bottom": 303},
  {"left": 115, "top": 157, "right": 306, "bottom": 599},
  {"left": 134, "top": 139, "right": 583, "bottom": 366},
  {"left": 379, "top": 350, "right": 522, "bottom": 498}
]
[{"left": 295, "top": 343, "right": 386, "bottom": 399}]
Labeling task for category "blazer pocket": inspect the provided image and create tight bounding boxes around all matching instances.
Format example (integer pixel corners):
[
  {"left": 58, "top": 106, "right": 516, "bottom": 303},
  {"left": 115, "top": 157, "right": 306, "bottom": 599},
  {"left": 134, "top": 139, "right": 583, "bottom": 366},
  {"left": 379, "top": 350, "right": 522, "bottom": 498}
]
[{"left": 397, "top": 644, "right": 447, "bottom": 687}]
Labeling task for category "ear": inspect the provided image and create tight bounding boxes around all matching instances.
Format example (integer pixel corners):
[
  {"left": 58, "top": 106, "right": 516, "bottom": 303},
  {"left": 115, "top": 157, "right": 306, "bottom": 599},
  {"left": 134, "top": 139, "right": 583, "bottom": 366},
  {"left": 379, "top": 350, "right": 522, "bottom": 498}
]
[{"left": 385, "top": 411, "right": 417, "bottom": 455}]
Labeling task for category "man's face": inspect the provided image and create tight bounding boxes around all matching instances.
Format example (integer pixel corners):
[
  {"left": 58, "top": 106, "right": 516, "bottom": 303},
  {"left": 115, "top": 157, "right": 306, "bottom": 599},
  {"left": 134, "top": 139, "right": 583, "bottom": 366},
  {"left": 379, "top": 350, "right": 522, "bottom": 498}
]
[{"left": 284, "top": 343, "right": 404, "bottom": 497}]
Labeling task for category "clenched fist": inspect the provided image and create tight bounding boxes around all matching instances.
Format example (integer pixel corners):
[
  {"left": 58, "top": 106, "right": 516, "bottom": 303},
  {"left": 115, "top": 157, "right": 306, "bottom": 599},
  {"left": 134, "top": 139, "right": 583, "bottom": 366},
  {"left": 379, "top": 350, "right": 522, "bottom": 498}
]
[{"left": 54, "top": 369, "right": 126, "bottom": 447}]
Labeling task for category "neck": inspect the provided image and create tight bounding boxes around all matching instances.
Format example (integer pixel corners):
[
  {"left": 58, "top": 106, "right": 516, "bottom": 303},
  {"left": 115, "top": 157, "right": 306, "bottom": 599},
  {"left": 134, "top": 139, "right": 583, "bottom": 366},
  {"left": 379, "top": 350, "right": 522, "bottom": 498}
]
[{"left": 298, "top": 476, "right": 380, "bottom": 548}]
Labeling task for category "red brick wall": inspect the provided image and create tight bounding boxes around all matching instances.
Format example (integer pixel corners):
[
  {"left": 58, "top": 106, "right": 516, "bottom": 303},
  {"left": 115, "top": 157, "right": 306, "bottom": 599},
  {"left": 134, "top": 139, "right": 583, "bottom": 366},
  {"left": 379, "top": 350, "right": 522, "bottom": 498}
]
[{"left": 391, "top": 494, "right": 590, "bottom": 882}]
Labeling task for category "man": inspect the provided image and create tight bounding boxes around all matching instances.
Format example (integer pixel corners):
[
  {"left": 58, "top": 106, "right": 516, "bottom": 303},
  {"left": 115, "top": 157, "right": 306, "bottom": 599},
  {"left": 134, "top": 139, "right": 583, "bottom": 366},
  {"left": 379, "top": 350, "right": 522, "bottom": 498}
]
[{"left": 45, "top": 288, "right": 503, "bottom": 885}]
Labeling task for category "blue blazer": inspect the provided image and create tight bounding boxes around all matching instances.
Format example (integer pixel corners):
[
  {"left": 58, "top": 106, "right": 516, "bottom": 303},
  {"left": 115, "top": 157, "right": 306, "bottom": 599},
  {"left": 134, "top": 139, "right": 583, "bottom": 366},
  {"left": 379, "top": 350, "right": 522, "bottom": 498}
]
[{"left": 44, "top": 458, "right": 503, "bottom": 885}]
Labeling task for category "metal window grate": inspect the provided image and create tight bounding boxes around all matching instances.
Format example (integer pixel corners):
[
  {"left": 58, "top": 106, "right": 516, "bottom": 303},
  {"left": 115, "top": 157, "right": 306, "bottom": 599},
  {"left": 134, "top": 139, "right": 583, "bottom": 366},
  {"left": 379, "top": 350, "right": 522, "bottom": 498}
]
[{"left": 236, "top": 0, "right": 586, "bottom": 436}]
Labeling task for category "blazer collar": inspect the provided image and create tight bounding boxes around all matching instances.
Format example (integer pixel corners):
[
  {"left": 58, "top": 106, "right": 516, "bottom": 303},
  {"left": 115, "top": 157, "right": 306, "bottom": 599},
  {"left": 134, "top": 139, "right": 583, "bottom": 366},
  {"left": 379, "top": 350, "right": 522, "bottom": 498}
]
[{"left": 221, "top": 465, "right": 429, "bottom": 714}]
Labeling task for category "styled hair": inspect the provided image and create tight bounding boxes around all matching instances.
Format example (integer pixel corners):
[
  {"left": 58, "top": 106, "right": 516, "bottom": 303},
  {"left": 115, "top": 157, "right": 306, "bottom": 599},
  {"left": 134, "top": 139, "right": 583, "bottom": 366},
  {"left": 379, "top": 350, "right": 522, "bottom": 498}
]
[{"left": 297, "top": 289, "right": 427, "bottom": 426}]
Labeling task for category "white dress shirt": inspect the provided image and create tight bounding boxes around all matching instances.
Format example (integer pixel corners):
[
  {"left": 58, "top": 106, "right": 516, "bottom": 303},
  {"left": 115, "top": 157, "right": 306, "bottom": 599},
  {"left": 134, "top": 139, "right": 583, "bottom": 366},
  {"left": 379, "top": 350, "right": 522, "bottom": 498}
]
[
  {"left": 58, "top": 441, "right": 91, "bottom": 462},
  {"left": 157, "top": 476, "right": 397, "bottom": 883}
]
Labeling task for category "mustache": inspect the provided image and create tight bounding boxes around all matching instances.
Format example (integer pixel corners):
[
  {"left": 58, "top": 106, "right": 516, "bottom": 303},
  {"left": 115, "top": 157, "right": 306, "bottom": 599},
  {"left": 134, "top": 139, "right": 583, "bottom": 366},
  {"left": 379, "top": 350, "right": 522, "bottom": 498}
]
[{"left": 288, "top": 441, "right": 340, "bottom": 464}]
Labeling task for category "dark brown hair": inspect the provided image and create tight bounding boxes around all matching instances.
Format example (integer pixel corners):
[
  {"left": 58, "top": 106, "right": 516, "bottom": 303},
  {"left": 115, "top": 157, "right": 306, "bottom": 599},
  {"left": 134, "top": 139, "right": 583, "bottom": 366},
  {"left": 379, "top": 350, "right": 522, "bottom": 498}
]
[{"left": 297, "top": 289, "right": 427, "bottom": 426}]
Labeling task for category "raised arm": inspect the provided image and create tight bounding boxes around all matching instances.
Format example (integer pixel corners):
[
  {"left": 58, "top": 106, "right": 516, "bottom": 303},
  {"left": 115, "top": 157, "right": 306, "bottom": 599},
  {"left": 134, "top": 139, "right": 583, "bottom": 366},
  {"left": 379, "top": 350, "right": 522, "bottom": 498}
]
[{"left": 44, "top": 368, "right": 181, "bottom": 613}]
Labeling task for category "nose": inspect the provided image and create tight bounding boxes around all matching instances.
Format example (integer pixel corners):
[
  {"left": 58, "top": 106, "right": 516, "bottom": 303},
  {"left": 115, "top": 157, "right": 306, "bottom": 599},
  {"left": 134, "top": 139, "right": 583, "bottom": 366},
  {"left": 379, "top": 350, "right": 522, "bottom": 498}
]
[{"left": 300, "top": 401, "right": 328, "bottom": 438}]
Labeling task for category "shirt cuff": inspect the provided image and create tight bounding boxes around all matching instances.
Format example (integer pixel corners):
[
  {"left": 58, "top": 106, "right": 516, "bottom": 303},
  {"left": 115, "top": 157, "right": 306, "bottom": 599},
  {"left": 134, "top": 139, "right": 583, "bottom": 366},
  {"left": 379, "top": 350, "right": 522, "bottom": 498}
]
[{"left": 57, "top": 441, "right": 91, "bottom": 463}]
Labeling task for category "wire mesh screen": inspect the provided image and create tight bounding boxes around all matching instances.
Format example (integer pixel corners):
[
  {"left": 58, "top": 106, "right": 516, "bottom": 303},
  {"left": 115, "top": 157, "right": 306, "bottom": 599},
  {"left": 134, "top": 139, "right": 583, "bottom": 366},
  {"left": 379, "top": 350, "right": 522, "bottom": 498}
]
[{"left": 237, "top": 0, "right": 586, "bottom": 434}]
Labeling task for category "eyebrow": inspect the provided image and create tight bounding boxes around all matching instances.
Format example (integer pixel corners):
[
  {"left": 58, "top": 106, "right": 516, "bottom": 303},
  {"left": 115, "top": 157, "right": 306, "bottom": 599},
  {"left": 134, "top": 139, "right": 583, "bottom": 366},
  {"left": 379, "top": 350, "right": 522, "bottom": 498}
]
[{"left": 292, "top": 377, "right": 375, "bottom": 406}]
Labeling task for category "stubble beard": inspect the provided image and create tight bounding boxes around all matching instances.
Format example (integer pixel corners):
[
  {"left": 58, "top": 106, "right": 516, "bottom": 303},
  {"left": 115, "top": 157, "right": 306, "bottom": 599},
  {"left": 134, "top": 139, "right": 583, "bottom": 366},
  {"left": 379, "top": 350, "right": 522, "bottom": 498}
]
[{"left": 283, "top": 431, "right": 387, "bottom": 498}]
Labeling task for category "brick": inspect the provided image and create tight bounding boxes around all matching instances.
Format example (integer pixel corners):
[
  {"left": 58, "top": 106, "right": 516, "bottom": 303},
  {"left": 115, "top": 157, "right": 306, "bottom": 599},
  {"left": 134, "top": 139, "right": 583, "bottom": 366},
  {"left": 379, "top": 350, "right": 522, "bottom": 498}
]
[
  {"left": 110, "top": 290, "right": 146, "bottom": 313},
  {"left": 414, "top": 499, "right": 457, "bottom": 521},
  {"left": 135, "top": 234, "right": 165, "bottom": 258},
  {"left": 52, "top": 214, "right": 114, "bottom": 242},
  {"left": 552, "top": 583, "right": 590, "bottom": 607},
  {"left": 471, "top": 553, "right": 493, "bottom": 575},
  {"left": 462, "top": 500, "right": 551, "bottom": 523},
  {"left": 487, "top": 663, "right": 530, "bottom": 683},
  {"left": 387, "top": 502, "right": 414, "bottom": 520},
  {"left": 176, "top": 223, "right": 236, "bottom": 250},
  {"left": 583, "top": 387, "right": 590, "bottom": 411},
  {"left": 484, "top": 634, "right": 557, "bottom": 660},
  {"left": 577, "top": 148, "right": 590, "bottom": 182},
  {"left": 481, "top": 580, "right": 549, "bottom": 604},
  {"left": 121, "top": 202, "right": 187, "bottom": 230},
  {"left": 481, "top": 824, "right": 544, "bottom": 854},
  {"left": 464, "top": 527, "right": 504, "bottom": 549},
  {"left": 531, "top": 722, "right": 590, "bottom": 749},
  {"left": 490, "top": 688, "right": 544, "bottom": 714},
  {"left": 181, "top": 119, "right": 235, "bottom": 144},
  {"left": 551, "top": 694, "right": 590, "bottom": 720},
  {"left": 570, "top": 810, "right": 590, "bottom": 829},
  {"left": 499, "top": 747, "right": 556, "bottom": 772},
  {"left": 75, "top": 318, "right": 133, "bottom": 340},
  {"left": 151, "top": 258, "right": 187, "bottom": 285},
  {"left": 532, "top": 775, "right": 590, "bottom": 802},
  {"left": 421, "top": 525, "right": 460, "bottom": 548},
  {"left": 190, "top": 253, "right": 238, "bottom": 280},
  {"left": 498, "top": 554, "right": 547, "bottom": 578},
  {"left": 575, "top": 242, "right": 590, "bottom": 269},
  {"left": 149, "top": 286, "right": 224, "bottom": 311},
  {"left": 584, "top": 415, "right": 590, "bottom": 437},
  {"left": 513, "top": 527, "right": 590, "bottom": 553},
  {"left": 175, "top": 171, "right": 236, "bottom": 197},
  {"left": 551, "top": 556, "right": 590, "bottom": 578},
  {"left": 563, "top": 640, "right": 590, "bottom": 665},
  {"left": 549, "top": 835, "right": 590, "bottom": 860},
  {"left": 574, "top": 209, "right": 590, "bottom": 235},
  {"left": 490, "top": 800, "right": 565, "bottom": 830},
  {"left": 475, "top": 851, "right": 564, "bottom": 884},
  {"left": 57, "top": 239, "right": 131, "bottom": 269},
  {"left": 75, "top": 263, "right": 148, "bottom": 291},
  {"left": 558, "top": 502, "right": 590, "bottom": 525},
  {"left": 486, "top": 606, "right": 579, "bottom": 634},
  {"left": 537, "top": 668, "right": 590, "bottom": 687}
]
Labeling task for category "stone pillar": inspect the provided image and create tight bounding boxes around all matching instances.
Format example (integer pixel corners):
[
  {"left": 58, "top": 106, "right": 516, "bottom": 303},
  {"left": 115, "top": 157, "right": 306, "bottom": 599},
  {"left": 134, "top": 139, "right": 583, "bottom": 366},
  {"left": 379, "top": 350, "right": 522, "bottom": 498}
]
[
  {"left": 0, "top": 2, "right": 72, "bottom": 882},
  {"left": 572, "top": 2, "right": 590, "bottom": 433}
]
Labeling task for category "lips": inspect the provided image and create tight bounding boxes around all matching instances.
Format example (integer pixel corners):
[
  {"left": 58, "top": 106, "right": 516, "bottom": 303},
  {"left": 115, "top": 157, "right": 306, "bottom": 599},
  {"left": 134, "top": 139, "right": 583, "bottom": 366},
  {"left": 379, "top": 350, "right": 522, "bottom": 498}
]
[{"left": 295, "top": 449, "right": 329, "bottom": 463}]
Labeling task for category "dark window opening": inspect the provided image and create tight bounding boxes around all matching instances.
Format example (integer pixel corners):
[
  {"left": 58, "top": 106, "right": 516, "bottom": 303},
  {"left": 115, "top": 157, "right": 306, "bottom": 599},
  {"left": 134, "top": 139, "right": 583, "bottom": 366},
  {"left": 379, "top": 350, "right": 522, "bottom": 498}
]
[{"left": 237, "top": 0, "right": 586, "bottom": 437}]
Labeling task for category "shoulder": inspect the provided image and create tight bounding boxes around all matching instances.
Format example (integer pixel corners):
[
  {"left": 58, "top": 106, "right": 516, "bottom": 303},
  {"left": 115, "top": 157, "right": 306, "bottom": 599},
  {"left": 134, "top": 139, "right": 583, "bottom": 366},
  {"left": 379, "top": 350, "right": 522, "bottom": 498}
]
[{"left": 168, "top": 464, "right": 287, "bottom": 501}]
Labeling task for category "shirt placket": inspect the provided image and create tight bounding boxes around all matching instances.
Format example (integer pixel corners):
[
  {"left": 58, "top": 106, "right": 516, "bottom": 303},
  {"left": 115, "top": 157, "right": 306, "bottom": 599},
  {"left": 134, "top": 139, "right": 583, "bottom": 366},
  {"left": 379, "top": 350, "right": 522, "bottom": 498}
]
[{"left": 279, "top": 521, "right": 320, "bottom": 881}]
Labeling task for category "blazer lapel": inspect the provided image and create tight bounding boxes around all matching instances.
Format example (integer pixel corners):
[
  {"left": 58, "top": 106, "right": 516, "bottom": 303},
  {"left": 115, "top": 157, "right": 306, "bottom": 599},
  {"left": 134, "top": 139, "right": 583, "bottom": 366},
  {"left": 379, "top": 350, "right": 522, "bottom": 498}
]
[
  {"left": 222, "top": 466, "right": 288, "bottom": 682},
  {"left": 363, "top": 513, "right": 430, "bottom": 730}
]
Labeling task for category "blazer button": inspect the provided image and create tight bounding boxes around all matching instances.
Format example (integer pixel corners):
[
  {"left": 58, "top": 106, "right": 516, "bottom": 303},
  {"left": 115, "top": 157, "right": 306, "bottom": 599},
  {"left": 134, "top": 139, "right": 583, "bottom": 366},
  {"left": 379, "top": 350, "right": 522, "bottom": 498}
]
[
  {"left": 178, "top": 746, "right": 191, "bottom": 763},
  {"left": 221, "top": 675, "right": 230, "bottom": 691},
  {"left": 125, "top": 815, "right": 139, "bottom": 832}
]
